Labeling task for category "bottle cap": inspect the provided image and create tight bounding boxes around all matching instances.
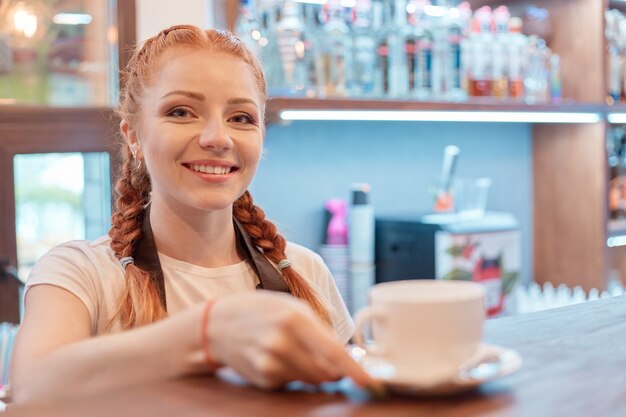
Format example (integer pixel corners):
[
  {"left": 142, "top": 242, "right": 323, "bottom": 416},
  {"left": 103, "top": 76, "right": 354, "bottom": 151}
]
[{"left": 351, "top": 183, "right": 371, "bottom": 205}]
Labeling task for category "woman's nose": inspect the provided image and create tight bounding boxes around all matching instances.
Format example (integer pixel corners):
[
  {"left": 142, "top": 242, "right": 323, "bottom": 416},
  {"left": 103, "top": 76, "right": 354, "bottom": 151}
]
[{"left": 198, "top": 120, "right": 233, "bottom": 151}]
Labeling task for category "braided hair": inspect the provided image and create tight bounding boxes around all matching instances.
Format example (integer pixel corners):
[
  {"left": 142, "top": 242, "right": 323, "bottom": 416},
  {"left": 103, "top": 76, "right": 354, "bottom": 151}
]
[{"left": 234, "top": 191, "right": 330, "bottom": 323}]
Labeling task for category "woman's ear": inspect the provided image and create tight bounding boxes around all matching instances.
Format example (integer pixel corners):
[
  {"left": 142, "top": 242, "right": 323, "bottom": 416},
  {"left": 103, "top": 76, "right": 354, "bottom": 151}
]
[{"left": 120, "top": 120, "right": 142, "bottom": 159}]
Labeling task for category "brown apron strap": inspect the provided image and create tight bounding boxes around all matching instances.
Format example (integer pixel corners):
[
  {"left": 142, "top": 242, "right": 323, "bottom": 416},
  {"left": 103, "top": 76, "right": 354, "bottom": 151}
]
[
  {"left": 233, "top": 219, "right": 290, "bottom": 293},
  {"left": 133, "top": 206, "right": 290, "bottom": 312}
]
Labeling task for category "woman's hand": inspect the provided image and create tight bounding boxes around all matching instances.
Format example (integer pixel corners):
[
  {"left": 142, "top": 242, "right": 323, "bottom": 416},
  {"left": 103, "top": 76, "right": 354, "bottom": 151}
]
[{"left": 206, "top": 291, "right": 374, "bottom": 389}]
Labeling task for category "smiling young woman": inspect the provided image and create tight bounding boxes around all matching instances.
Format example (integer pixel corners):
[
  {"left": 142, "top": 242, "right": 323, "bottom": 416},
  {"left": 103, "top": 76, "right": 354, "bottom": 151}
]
[{"left": 9, "top": 25, "right": 374, "bottom": 403}]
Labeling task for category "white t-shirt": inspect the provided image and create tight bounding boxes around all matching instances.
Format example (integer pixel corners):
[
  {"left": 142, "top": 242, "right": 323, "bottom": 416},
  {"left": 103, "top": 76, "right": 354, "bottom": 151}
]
[{"left": 26, "top": 236, "right": 354, "bottom": 343}]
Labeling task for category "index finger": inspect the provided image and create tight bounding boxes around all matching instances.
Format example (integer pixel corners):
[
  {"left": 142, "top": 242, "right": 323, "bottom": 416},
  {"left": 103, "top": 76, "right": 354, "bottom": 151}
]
[
  {"left": 328, "top": 343, "right": 379, "bottom": 388},
  {"left": 296, "top": 320, "right": 379, "bottom": 388}
]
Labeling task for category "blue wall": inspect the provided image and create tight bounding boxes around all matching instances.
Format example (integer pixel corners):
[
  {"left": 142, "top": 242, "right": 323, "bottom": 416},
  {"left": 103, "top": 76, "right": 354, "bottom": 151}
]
[{"left": 250, "top": 120, "right": 533, "bottom": 283}]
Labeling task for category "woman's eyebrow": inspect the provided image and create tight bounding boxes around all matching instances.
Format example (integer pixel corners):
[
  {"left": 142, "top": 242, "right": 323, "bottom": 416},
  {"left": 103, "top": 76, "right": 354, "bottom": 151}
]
[
  {"left": 158, "top": 93, "right": 257, "bottom": 109},
  {"left": 160, "top": 90, "right": 205, "bottom": 101},
  {"left": 227, "top": 97, "right": 259, "bottom": 108}
]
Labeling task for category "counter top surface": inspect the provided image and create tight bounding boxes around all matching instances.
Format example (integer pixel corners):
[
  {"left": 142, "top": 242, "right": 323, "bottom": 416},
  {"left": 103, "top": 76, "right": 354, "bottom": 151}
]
[{"left": 5, "top": 295, "right": 626, "bottom": 417}]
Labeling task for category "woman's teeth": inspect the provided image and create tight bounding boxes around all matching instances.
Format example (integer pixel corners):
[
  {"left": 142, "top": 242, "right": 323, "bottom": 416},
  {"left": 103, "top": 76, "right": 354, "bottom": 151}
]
[{"left": 190, "top": 164, "right": 232, "bottom": 174}]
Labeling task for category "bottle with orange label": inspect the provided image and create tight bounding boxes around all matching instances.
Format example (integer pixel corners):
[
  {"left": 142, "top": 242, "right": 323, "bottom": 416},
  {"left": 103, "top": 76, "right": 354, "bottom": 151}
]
[
  {"left": 320, "top": 0, "right": 350, "bottom": 96},
  {"left": 507, "top": 17, "right": 528, "bottom": 100},
  {"left": 491, "top": 5, "right": 510, "bottom": 99},
  {"left": 467, "top": 6, "right": 493, "bottom": 97}
]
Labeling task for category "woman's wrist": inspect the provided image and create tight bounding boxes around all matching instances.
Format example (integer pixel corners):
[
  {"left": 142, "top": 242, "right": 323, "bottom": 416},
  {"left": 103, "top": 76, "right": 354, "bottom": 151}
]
[
  {"left": 166, "top": 301, "right": 222, "bottom": 376},
  {"left": 200, "top": 299, "right": 221, "bottom": 370}
]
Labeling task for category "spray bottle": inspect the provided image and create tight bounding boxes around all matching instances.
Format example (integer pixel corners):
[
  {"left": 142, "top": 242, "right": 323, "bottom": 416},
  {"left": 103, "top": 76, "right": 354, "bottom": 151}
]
[
  {"left": 348, "top": 183, "right": 375, "bottom": 314},
  {"left": 319, "top": 199, "right": 351, "bottom": 310}
]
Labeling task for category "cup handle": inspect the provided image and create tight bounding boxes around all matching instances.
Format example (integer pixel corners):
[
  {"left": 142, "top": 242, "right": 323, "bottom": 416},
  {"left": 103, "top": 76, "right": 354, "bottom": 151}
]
[{"left": 353, "top": 307, "right": 386, "bottom": 356}]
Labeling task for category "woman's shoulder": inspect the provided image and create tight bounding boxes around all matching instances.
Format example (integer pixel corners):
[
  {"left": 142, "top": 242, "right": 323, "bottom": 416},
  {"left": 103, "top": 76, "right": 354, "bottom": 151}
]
[
  {"left": 26, "top": 236, "right": 121, "bottom": 335},
  {"left": 284, "top": 242, "right": 327, "bottom": 274},
  {"left": 51, "top": 235, "right": 114, "bottom": 254},
  {"left": 33, "top": 235, "right": 118, "bottom": 272},
  {"left": 53, "top": 235, "right": 112, "bottom": 251},
  {"left": 285, "top": 241, "right": 322, "bottom": 260}
]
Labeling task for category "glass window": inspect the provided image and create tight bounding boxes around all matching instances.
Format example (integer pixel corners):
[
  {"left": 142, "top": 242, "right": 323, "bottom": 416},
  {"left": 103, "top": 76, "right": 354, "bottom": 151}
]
[
  {"left": 0, "top": 0, "right": 119, "bottom": 106},
  {"left": 14, "top": 152, "right": 112, "bottom": 282}
]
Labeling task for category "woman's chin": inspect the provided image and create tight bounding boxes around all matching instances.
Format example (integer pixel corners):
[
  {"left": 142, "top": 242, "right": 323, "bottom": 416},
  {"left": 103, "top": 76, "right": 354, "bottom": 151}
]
[{"left": 191, "top": 198, "right": 235, "bottom": 213}]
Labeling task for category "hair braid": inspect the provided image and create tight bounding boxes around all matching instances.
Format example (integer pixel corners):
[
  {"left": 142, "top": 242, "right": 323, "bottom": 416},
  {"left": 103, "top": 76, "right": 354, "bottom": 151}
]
[
  {"left": 107, "top": 149, "right": 166, "bottom": 329},
  {"left": 234, "top": 191, "right": 331, "bottom": 325}
]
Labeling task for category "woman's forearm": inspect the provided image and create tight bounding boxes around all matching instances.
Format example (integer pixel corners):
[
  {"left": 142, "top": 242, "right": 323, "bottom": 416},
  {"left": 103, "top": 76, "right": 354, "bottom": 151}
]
[{"left": 12, "top": 303, "right": 207, "bottom": 403}]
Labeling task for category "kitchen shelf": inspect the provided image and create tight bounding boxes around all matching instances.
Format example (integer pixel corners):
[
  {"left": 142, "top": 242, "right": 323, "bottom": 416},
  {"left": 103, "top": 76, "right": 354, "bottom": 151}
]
[{"left": 266, "top": 97, "right": 606, "bottom": 124}]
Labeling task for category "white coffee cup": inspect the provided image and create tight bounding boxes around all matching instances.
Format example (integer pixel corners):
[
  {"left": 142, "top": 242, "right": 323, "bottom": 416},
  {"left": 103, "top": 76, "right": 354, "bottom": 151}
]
[{"left": 353, "top": 280, "right": 486, "bottom": 386}]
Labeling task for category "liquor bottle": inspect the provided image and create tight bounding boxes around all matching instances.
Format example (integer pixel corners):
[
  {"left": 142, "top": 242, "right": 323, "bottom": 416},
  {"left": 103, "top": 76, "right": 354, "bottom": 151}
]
[
  {"left": 507, "top": 17, "right": 527, "bottom": 100},
  {"left": 276, "top": 0, "right": 306, "bottom": 95},
  {"left": 390, "top": 0, "right": 410, "bottom": 97},
  {"left": 320, "top": 0, "right": 350, "bottom": 96},
  {"left": 302, "top": 4, "right": 324, "bottom": 97},
  {"left": 524, "top": 35, "right": 550, "bottom": 103},
  {"left": 444, "top": 3, "right": 467, "bottom": 100},
  {"left": 374, "top": 0, "right": 409, "bottom": 98},
  {"left": 373, "top": 0, "right": 393, "bottom": 97},
  {"left": 618, "top": 131, "right": 626, "bottom": 219},
  {"left": 411, "top": 0, "right": 433, "bottom": 100},
  {"left": 430, "top": 0, "right": 447, "bottom": 98},
  {"left": 457, "top": 1, "right": 473, "bottom": 97},
  {"left": 549, "top": 54, "right": 562, "bottom": 103},
  {"left": 468, "top": 6, "right": 493, "bottom": 97},
  {"left": 619, "top": 17, "right": 626, "bottom": 102},
  {"left": 260, "top": 6, "right": 285, "bottom": 96},
  {"left": 491, "top": 5, "right": 510, "bottom": 98},
  {"left": 350, "top": 0, "right": 376, "bottom": 96},
  {"left": 606, "top": 10, "right": 622, "bottom": 103},
  {"left": 405, "top": 1, "right": 418, "bottom": 96},
  {"left": 236, "top": 0, "right": 263, "bottom": 58}
]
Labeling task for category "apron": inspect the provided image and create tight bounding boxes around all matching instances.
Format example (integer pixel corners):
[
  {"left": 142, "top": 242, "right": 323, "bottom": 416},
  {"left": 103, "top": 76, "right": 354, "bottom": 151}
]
[{"left": 131, "top": 205, "right": 290, "bottom": 311}]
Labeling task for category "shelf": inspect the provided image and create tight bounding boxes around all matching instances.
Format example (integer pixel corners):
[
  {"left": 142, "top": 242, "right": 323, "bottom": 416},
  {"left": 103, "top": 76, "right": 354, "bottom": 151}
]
[
  {"left": 266, "top": 97, "right": 606, "bottom": 124},
  {"left": 607, "top": 103, "right": 626, "bottom": 123},
  {"left": 608, "top": 219, "right": 626, "bottom": 247},
  {"left": 465, "top": 0, "right": 528, "bottom": 7}
]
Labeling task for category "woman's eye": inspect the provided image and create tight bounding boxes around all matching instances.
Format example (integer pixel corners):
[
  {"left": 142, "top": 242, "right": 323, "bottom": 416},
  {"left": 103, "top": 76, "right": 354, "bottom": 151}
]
[
  {"left": 167, "top": 107, "right": 192, "bottom": 118},
  {"left": 230, "top": 113, "right": 256, "bottom": 125}
]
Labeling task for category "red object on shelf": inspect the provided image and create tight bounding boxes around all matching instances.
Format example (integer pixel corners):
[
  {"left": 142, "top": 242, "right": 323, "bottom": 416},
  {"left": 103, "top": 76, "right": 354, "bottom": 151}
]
[{"left": 473, "top": 256, "right": 504, "bottom": 317}]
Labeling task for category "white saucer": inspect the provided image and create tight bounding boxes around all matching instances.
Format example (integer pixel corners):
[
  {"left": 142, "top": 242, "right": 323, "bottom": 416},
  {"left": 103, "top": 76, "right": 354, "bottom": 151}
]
[{"left": 349, "top": 343, "right": 522, "bottom": 396}]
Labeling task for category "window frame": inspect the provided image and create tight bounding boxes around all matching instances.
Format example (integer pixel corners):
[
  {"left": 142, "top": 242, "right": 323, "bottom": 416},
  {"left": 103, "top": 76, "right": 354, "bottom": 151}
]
[{"left": 0, "top": 0, "right": 135, "bottom": 323}]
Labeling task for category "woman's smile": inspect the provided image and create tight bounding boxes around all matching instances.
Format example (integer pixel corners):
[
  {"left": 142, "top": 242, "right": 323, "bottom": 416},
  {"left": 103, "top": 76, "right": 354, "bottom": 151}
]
[{"left": 183, "top": 161, "right": 241, "bottom": 183}]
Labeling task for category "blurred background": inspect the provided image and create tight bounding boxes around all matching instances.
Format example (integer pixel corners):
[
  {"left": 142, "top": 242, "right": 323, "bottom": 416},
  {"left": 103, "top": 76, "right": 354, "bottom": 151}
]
[{"left": 1, "top": 0, "right": 626, "bottom": 325}]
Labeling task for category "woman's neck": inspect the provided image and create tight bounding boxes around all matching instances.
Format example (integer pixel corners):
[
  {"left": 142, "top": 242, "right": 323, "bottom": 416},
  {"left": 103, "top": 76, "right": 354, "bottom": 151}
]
[{"left": 147, "top": 198, "right": 244, "bottom": 268}]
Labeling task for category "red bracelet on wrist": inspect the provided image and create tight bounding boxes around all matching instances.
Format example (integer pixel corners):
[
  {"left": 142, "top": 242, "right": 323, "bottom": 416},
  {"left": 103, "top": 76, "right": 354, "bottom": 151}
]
[{"left": 201, "top": 299, "right": 221, "bottom": 370}]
